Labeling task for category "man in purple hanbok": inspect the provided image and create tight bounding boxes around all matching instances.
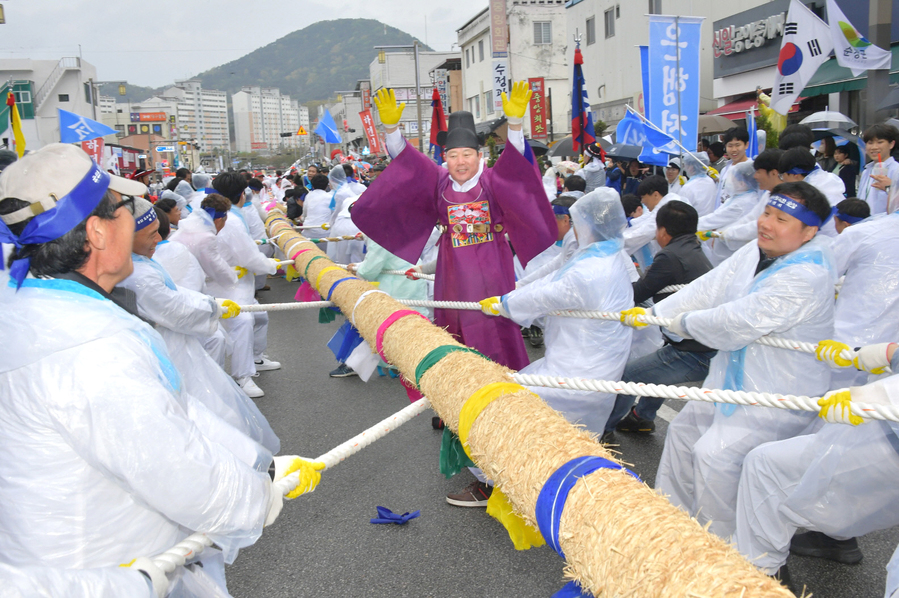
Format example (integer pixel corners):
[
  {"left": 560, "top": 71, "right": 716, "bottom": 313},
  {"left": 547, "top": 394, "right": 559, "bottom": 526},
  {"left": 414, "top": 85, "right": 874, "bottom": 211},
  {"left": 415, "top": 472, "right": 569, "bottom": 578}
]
[{"left": 351, "top": 83, "right": 556, "bottom": 372}]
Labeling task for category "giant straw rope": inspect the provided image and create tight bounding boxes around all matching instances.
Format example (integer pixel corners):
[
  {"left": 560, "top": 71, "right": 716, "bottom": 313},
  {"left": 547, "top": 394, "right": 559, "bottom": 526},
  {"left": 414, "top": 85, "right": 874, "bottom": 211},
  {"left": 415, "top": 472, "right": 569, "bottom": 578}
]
[{"left": 265, "top": 210, "right": 794, "bottom": 597}]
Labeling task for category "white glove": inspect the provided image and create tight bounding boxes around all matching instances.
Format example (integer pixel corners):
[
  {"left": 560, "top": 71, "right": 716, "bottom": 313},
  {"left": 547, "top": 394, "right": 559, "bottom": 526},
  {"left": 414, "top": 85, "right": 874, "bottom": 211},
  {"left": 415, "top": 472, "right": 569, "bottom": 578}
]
[
  {"left": 853, "top": 342, "right": 896, "bottom": 375},
  {"left": 129, "top": 557, "right": 169, "bottom": 598},
  {"left": 665, "top": 312, "right": 693, "bottom": 340},
  {"left": 265, "top": 480, "right": 284, "bottom": 528},
  {"left": 267, "top": 258, "right": 281, "bottom": 274}
]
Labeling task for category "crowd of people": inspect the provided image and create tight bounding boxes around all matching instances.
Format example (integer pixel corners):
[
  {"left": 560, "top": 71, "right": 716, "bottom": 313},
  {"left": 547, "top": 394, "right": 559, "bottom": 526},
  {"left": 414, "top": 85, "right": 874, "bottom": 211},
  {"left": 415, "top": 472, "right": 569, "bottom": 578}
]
[{"left": 1, "top": 81, "right": 899, "bottom": 596}]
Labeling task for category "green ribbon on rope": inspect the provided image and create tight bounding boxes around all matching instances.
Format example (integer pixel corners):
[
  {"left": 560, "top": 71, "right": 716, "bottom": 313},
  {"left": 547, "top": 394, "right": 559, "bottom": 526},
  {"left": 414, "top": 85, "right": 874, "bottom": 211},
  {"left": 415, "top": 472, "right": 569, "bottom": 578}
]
[
  {"left": 440, "top": 426, "right": 475, "bottom": 479},
  {"left": 414, "top": 345, "right": 486, "bottom": 387},
  {"left": 303, "top": 255, "right": 327, "bottom": 280}
]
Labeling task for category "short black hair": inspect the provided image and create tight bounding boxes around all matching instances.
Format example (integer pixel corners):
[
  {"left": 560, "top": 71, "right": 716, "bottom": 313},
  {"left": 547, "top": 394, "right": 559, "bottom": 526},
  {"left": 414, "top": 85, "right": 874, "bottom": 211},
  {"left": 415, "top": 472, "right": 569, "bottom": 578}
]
[
  {"left": 708, "top": 142, "right": 725, "bottom": 160},
  {"left": 155, "top": 197, "right": 178, "bottom": 214},
  {"left": 311, "top": 174, "right": 330, "bottom": 191},
  {"left": 722, "top": 127, "right": 750, "bottom": 144},
  {"left": 862, "top": 123, "right": 899, "bottom": 144},
  {"left": 201, "top": 193, "right": 231, "bottom": 214},
  {"left": 0, "top": 191, "right": 118, "bottom": 276},
  {"left": 175, "top": 167, "right": 191, "bottom": 179},
  {"left": 551, "top": 195, "right": 578, "bottom": 209},
  {"left": 154, "top": 206, "right": 170, "bottom": 240},
  {"left": 835, "top": 198, "right": 870, "bottom": 221},
  {"left": 563, "top": 175, "right": 586, "bottom": 193},
  {"left": 778, "top": 147, "right": 817, "bottom": 175},
  {"left": 620, "top": 194, "right": 643, "bottom": 217},
  {"left": 246, "top": 178, "right": 263, "bottom": 191},
  {"left": 637, "top": 175, "right": 669, "bottom": 198},
  {"left": 212, "top": 171, "right": 249, "bottom": 204},
  {"left": 285, "top": 187, "right": 306, "bottom": 200},
  {"left": 342, "top": 164, "right": 354, "bottom": 177},
  {"left": 656, "top": 200, "right": 698, "bottom": 238},
  {"left": 753, "top": 148, "right": 784, "bottom": 172},
  {"left": 770, "top": 181, "right": 831, "bottom": 226},
  {"left": 275, "top": 170, "right": 282, "bottom": 177},
  {"left": 778, "top": 124, "right": 815, "bottom": 150}
]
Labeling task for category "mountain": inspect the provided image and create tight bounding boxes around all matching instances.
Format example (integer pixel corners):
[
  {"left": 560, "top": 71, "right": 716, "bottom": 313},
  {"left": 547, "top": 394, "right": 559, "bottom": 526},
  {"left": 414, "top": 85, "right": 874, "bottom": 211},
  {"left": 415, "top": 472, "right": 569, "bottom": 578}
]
[
  {"left": 97, "top": 82, "right": 160, "bottom": 104},
  {"left": 195, "top": 19, "right": 432, "bottom": 104}
]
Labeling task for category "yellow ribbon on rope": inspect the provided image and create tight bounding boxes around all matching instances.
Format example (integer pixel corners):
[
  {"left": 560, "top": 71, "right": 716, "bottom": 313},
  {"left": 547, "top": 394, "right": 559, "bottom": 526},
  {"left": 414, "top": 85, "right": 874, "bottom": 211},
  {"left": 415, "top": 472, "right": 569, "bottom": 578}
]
[{"left": 315, "top": 266, "right": 344, "bottom": 291}]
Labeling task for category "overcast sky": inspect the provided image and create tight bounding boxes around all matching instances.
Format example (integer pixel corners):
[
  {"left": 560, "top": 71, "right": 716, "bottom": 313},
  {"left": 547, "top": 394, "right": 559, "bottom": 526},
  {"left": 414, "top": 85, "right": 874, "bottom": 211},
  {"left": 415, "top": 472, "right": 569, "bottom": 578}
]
[{"left": 0, "top": 0, "right": 485, "bottom": 88}]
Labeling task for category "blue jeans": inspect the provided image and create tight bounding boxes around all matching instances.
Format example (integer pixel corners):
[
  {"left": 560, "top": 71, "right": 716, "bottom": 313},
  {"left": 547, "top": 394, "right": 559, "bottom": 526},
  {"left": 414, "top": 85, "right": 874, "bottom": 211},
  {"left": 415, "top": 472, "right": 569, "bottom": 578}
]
[{"left": 604, "top": 344, "right": 716, "bottom": 433}]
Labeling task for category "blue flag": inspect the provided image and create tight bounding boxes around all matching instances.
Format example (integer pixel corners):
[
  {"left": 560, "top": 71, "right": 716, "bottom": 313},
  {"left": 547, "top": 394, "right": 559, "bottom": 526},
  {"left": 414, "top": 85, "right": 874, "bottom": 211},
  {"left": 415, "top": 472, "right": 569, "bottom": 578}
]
[
  {"left": 616, "top": 111, "right": 646, "bottom": 147},
  {"left": 639, "top": 46, "right": 652, "bottom": 118},
  {"left": 315, "top": 110, "right": 342, "bottom": 144},
  {"left": 58, "top": 109, "right": 117, "bottom": 143},
  {"left": 746, "top": 109, "right": 759, "bottom": 159},
  {"left": 639, "top": 124, "right": 679, "bottom": 166}
]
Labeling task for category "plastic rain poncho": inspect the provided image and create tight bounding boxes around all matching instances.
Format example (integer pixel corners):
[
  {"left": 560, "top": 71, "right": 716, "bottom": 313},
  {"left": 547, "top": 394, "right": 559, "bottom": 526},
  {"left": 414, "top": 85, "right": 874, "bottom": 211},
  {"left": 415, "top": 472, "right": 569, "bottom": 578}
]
[
  {"left": 888, "top": 542, "right": 899, "bottom": 598},
  {"left": 153, "top": 238, "right": 207, "bottom": 293},
  {"left": 829, "top": 211, "right": 899, "bottom": 388},
  {"left": 698, "top": 161, "right": 760, "bottom": 232},
  {"left": 804, "top": 166, "right": 846, "bottom": 238},
  {"left": 330, "top": 197, "right": 365, "bottom": 266},
  {"left": 574, "top": 158, "right": 606, "bottom": 193},
  {"left": 503, "top": 188, "right": 634, "bottom": 434},
  {"left": 653, "top": 236, "right": 836, "bottom": 538},
  {"left": 735, "top": 359, "right": 899, "bottom": 574},
  {"left": 119, "top": 254, "right": 280, "bottom": 453},
  {"left": 517, "top": 228, "right": 578, "bottom": 287},
  {"left": 0, "top": 562, "right": 153, "bottom": 598},
  {"left": 0, "top": 279, "right": 271, "bottom": 595},
  {"left": 187, "top": 173, "right": 212, "bottom": 213},
  {"left": 623, "top": 192, "right": 691, "bottom": 270},
  {"left": 240, "top": 195, "right": 268, "bottom": 242},
  {"left": 679, "top": 152, "right": 717, "bottom": 217},
  {"left": 301, "top": 189, "right": 332, "bottom": 239},
  {"left": 212, "top": 208, "right": 276, "bottom": 303},
  {"left": 169, "top": 209, "right": 238, "bottom": 292}
]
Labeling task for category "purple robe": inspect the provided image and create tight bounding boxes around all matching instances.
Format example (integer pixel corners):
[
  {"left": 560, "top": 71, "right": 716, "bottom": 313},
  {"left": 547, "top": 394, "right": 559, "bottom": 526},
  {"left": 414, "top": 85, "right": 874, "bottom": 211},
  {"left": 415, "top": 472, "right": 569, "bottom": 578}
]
[{"left": 351, "top": 139, "right": 556, "bottom": 370}]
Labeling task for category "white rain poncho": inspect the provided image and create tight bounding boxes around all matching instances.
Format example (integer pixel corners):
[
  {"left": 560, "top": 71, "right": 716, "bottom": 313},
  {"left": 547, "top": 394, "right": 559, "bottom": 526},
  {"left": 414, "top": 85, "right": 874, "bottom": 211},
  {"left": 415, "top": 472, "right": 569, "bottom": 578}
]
[
  {"left": 153, "top": 238, "right": 207, "bottom": 293},
  {"left": 0, "top": 562, "right": 153, "bottom": 598},
  {"left": 331, "top": 196, "right": 365, "bottom": 265},
  {"left": 169, "top": 209, "right": 238, "bottom": 291},
  {"left": 574, "top": 158, "right": 606, "bottom": 193},
  {"left": 119, "top": 254, "right": 280, "bottom": 453},
  {"left": 679, "top": 152, "right": 717, "bottom": 217},
  {"left": 804, "top": 166, "right": 845, "bottom": 238},
  {"left": 503, "top": 188, "right": 634, "bottom": 434},
  {"left": 653, "top": 236, "right": 836, "bottom": 538},
  {"left": 888, "top": 541, "right": 899, "bottom": 598},
  {"left": 517, "top": 228, "right": 577, "bottom": 287},
  {"left": 698, "top": 161, "right": 760, "bottom": 231},
  {"left": 623, "top": 191, "right": 691, "bottom": 270},
  {"left": 830, "top": 211, "right": 899, "bottom": 389},
  {"left": 0, "top": 279, "right": 271, "bottom": 595},
  {"left": 212, "top": 207, "right": 276, "bottom": 303},
  {"left": 240, "top": 196, "right": 268, "bottom": 241},
  {"left": 301, "top": 189, "right": 333, "bottom": 239}
]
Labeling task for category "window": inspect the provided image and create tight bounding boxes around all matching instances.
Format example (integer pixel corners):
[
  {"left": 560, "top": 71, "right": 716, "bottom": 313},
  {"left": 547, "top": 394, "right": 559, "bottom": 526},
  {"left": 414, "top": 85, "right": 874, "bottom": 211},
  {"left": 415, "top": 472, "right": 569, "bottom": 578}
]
[
  {"left": 648, "top": 0, "right": 662, "bottom": 14},
  {"left": 604, "top": 8, "right": 615, "bottom": 39},
  {"left": 469, "top": 95, "right": 481, "bottom": 119},
  {"left": 13, "top": 89, "right": 31, "bottom": 104},
  {"left": 466, "top": 48, "right": 470, "bottom": 68},
  {"left": 58, "top": 94, "right": 69, "bottom": 102},
  {"left": 586, "top": 17, "right": 596, "bottom": 45},
  {"left": 485, "top": 91, "right": 494, "bottom": 114},
  {"left": 534, "top": 21, "right": 552, "bottom": 44},
  {"left": 478, "top": 39, "right": 484, "bottom": 62}
]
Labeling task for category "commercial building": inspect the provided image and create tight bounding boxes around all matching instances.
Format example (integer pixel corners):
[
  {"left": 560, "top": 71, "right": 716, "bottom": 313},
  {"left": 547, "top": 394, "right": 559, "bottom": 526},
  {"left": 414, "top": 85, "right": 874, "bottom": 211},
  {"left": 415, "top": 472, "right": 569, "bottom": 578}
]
[
  {"left": 157, "top": 80, "right": 230, "bottom": 152},
  {"left": 232, "top": 86, "right": 301, "bottom": 154}
]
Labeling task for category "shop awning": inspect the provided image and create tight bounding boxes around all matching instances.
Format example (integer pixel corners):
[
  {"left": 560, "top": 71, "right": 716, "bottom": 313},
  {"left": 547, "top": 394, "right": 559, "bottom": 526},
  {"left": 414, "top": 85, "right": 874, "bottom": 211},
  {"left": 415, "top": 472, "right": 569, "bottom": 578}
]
[
  {"left": 802, "top": 45, "right": 899, "bottom": 97},
  {"left": 707, "top": 97, "right": 802, "bottom": 120}
]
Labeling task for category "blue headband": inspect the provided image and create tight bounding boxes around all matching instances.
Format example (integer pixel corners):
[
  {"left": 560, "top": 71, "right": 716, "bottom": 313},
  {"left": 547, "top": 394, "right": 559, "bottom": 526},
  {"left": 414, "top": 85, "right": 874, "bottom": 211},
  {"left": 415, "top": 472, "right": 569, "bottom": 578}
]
[
  {"left": 0, "top": 162, "right": 111, "bottom": 289},
  {"left": 134, "top": 207, "right": 157, "bottom": 231},
  {"left": 202, "top": 206, "right": 229, "bottom": 220},
  {"left": 552, "top": 204, "right": 571, "bottom": 217},
  {"left": 784, "top": 166, "right": 815, "bottom": 176},
  {"left": 204, "top": 187, "right": 217, "bottom": 195},
  {"left": 832, "top": 206, "right": 865, "bottom": 225},
  {"left": 767, "top": 194, "right": 828, "bottom": 227}
]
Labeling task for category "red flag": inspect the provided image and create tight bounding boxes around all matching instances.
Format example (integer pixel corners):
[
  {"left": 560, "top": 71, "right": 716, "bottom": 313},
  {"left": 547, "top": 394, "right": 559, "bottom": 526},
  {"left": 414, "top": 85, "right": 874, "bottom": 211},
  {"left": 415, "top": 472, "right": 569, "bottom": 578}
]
[{"left": 429, "top": 88, "right": 447, "bottom": 164}]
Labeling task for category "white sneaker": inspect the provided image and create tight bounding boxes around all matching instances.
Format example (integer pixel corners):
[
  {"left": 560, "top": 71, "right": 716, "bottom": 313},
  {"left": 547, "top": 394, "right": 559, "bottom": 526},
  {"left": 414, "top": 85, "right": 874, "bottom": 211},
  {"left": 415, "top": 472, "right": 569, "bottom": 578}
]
[
  {"left": 254, "top": 355, "right": 281, "bottom": 371},
  {"left": 236, "top": 376, "right": 264, "bottom": 398}
]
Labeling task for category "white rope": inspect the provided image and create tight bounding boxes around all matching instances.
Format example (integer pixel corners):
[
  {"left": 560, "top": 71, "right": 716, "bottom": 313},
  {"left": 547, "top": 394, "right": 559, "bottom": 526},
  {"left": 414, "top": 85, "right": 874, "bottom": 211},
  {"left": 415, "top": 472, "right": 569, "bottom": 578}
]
[
  {"left": 511, "top": 372, "right": 899, "bottom": 424},
  {"left": 239, "top": 300, "right": 874, "bottom": 370},
  {"left": 149, "top": 397, "right": 431, "bottom": 574},
  {"left": 332, "top": 264, "right": 436, "bottom": 282},
  {"left": 294, "top": 224, "right": 330, "bottom": 231}
]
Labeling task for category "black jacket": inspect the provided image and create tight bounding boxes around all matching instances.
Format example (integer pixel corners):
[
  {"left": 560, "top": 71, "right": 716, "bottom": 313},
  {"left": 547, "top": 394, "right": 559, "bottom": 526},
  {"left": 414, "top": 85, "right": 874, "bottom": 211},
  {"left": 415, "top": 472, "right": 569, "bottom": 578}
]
[{"left": 633, "top": 234, "right": 714, "bottom": 353}]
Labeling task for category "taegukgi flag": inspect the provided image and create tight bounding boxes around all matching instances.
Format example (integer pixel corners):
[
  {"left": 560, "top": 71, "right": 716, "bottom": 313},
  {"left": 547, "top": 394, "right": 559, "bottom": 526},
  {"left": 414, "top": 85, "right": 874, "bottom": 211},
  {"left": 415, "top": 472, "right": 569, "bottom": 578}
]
[
  {"left": 825, "top": 0, "right": 892, "bottom": 77},
  {"left": 771, "top": 0, "right": 834, "bottom": 115}
]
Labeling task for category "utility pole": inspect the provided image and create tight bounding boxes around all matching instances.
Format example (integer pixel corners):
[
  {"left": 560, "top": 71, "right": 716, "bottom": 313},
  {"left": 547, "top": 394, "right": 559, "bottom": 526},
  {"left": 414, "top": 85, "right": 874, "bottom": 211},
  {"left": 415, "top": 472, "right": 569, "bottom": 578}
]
[
  {"left": 414, "top": 40, "right": 424, "bottom": 153},
  {"left": 866, "top": 0, "right": 891, "bottom": 126}
]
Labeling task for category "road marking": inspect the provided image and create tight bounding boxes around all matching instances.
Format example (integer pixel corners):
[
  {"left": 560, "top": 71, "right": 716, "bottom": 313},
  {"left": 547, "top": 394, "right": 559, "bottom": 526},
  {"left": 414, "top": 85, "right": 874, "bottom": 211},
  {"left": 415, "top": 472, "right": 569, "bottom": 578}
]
[{"left": 657, "top": 404, "right": 680, "bottom": 423}]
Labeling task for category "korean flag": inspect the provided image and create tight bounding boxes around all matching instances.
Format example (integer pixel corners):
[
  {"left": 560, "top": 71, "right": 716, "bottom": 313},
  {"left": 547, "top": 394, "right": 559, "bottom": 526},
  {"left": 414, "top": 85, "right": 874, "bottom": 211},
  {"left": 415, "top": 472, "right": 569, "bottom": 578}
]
[{"left": 771, "top": 0, "right": 834, "bottom": 115}]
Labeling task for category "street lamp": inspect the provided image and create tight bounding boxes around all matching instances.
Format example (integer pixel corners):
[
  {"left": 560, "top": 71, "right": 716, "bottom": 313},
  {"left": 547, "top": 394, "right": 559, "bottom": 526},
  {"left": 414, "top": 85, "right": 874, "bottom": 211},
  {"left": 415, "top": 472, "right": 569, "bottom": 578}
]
[{"left": 374, "top": 43, "right": 425, "bottom": 152}]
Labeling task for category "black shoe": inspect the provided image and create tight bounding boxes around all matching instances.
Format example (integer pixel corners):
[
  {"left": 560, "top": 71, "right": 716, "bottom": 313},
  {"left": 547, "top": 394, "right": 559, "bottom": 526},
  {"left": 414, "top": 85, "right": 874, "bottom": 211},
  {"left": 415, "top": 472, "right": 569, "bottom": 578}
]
[
  {"left": 790, "top": 530, "right": 863, "bottom": 564},
  {"left": 521, "top": 326, "right": 530, "bottom": 338},
  {"left": 329, "top": 363, "right": 358, "bottom": 378},
  {"left": 771, "top": 565, "right": 796, "bottom": 594},
  {"left": 528, "top": 325, "right": 544, "bottom": 348},
  {"left": 432, "top": 416, "right": 445, "bottom": 430},
  {"left": 615, "top": 408, "right": 656, "bottom": 434},
  {"left": 600, "top": 431, "right": 615, "bottom": 445}
]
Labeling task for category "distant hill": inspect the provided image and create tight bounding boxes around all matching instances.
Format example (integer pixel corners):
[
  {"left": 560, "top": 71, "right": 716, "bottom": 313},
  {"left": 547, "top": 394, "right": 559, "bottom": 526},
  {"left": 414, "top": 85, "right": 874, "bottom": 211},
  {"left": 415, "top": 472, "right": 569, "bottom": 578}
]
[
  {"left": 97, "top": 82, "right": 160, "bottom": 104},
  {"left": 195, "top": 19, "right": 432, "bottom": 104}
]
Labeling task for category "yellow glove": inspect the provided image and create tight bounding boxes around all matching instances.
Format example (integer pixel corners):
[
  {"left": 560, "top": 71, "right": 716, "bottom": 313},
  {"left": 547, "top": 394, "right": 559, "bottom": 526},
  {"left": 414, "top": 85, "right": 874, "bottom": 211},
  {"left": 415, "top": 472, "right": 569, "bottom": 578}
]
[
  {"left": 620, "top": 307, "right": 648, "bottom": 328},
  {"left": 479, "top": 296, "right": 503, "bottom": 316},
  {"left": 501, "top": 81, "right": 532, "bottom": 124},
  {"left": 707, "top": 166, "right": 720, "bottom": 181},
  {"left": 235, "top": 266, "right": 248, "bottom": 279},
  {"left": 815, "top": 340, "right": 853, "bottom": 368},
  {"left": 696, "top": 231, "right": 715, "bottom": 242},
  {"left": 215, "top": 298, "right": 241, "bottom": 319},
  {"left": 373, "top": 88, "right": 405, "bottom": 127},
  {"left": 273, "top": 455, "right": 326, "bottom": 499},
  {"left": 817, "top": 390, "right": 865, "bottom": 426}
]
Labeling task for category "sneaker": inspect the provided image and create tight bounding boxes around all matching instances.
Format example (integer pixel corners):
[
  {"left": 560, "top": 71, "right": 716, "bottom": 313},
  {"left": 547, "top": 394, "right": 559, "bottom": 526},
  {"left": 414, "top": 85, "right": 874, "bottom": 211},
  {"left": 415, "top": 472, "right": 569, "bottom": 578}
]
[
  {"left": 236, "top": 376, "right": 264, "bottom": 398},
  {"left": 790, "top": 531, "right": 863, "bottom": 564},
  {"left": 329, "top": 363, "right": 358, "bottom": 378},
  {"left": 446, "top": 480, "right": 492, "bottom": 507},
  {"left": 432, "top": 417, "right": 445, "bottom": 430},
  {"left": 600, "top": 430, "right": 615, "bottom": 445},
  {"left": 528, "top": 325, "right": 544, "bottom": 348},
  {"left": 615, "top": 407, "right": 656, "bottom": 434},
  {"left": 771, "top": 565, "right": 797, "bottom": 594},
  {"left": 254, "top": 355, "right": 281, "bottom": 371}
]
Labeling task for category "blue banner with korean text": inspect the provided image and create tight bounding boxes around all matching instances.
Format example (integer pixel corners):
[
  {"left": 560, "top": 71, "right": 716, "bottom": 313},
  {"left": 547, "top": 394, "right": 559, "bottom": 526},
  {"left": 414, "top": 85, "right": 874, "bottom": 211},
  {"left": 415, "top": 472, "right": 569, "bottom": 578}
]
[{"left": 648, "top": 15, "right": 704, "bottom": 152}]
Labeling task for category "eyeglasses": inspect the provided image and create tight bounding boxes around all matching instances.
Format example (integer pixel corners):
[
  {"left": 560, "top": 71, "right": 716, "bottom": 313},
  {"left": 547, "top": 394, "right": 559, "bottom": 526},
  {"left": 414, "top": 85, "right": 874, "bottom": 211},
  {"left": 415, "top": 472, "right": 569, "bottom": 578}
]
[{"left": 113, "top": 195, "right": 136, "bottom": 215}]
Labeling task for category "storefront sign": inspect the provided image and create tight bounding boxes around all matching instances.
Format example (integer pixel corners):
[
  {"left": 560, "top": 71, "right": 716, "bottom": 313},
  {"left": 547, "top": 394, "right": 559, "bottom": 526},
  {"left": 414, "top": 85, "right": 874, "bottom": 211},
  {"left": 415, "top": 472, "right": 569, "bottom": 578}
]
[{"left": 528, "top": 78, "right": 548, "bottom": 139}]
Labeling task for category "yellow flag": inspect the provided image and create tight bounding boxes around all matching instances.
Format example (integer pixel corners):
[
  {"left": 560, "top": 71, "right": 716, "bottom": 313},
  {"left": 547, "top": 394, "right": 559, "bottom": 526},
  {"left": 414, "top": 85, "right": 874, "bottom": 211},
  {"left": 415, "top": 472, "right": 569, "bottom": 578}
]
[{"left": 7, "top": 92, "right": 26, "bottom": 158}]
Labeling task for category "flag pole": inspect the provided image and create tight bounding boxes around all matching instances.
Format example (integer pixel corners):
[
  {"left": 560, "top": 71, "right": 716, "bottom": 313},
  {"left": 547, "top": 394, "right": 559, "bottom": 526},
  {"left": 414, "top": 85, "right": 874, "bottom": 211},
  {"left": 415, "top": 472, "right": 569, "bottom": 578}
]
[{"left": 626, "top": 105, "right": 713, "bottom": 175}]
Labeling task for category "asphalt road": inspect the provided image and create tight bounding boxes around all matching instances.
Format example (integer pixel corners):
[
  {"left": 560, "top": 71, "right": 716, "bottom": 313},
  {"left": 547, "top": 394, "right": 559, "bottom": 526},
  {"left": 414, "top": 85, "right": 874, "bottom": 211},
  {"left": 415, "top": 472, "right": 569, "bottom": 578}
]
[{"left": 225, "top": 277, "right": 897, "bottom": 598}]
